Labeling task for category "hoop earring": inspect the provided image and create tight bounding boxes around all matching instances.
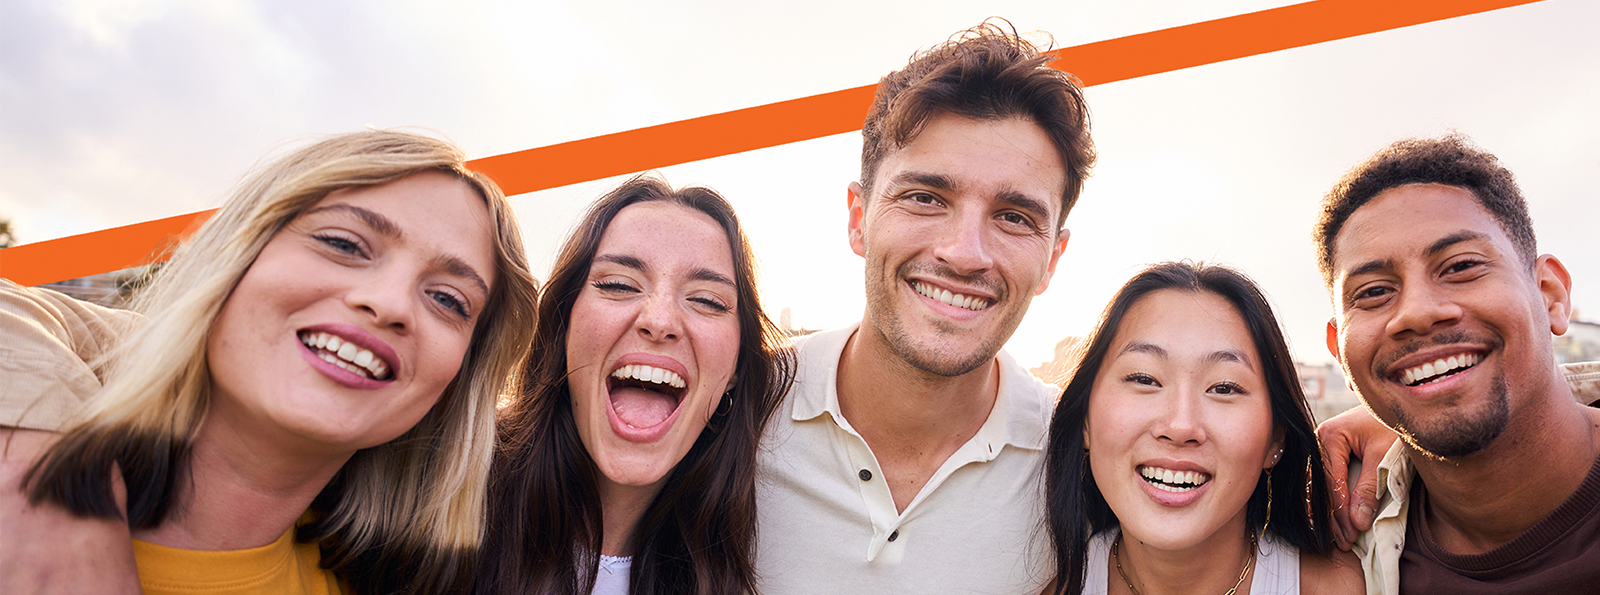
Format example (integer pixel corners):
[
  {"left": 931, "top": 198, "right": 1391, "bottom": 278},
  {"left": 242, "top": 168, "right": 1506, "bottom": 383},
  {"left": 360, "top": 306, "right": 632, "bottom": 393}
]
[{"left": 714, "top": 389, "right": 733, "bottom": 417}]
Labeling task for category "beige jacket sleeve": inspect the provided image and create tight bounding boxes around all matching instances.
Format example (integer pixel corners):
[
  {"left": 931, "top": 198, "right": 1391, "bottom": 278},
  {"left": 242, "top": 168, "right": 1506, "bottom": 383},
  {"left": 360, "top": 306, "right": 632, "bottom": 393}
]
[{"left": 0, "top": 279, "right": 139, "bottom": 431}]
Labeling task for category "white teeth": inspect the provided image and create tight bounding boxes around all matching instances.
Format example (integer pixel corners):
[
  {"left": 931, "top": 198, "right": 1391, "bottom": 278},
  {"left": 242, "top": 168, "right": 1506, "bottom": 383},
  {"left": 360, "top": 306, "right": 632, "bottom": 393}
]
[
  {"left": 912, "top": 282, "right": 990, "bottom": 311},
  {"left": 298, "top": 331, "right": 391, "bottom": 380},
  {"left": 1400, "top": 353, "right": 1481, "bottom": 386},
  {"left": 1138, "top": 466, "right": 1211, "bottom": 492},
  {"left": 609, "top": 364, "right": 687, "bottom": 389}
]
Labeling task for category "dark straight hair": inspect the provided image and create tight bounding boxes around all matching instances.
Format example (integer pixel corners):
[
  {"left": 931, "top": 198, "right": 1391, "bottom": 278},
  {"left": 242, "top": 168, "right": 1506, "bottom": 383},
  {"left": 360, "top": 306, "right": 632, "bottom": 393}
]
[
  {"left": 1043, "top": 262, "right": 1336, "bottom": 595},
  {"left": 476, "top": 175, "right": 794, "bottom": 595}
]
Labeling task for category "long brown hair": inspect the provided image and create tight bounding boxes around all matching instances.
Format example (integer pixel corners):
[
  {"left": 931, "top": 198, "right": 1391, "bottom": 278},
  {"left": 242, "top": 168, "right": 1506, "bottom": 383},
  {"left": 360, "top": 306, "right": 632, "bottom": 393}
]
[
  {"left": 478, "top": 175, "right": 794, "bottom": 595},
  {"left": 1043, "top": 262, "right": 1335, "bottom": 595}
]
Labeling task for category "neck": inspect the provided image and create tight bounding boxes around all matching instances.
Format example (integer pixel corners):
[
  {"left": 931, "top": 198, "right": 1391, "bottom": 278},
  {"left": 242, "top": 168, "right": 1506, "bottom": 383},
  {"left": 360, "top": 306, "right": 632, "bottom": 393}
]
[
  {"left": 597, "top": 477, "right": 666, "bottom": 557},
  {"left": 836, "top": 325, "right": 1000, "bottom": 450},
  {"left": 1410, "top": 379, "right": 1600, "bottom": 554},
  {"left": 1115, "top": 516, "right": 1255, "bottom": 595},
  {"left": 133, "top": 409, "right": 352, "bottom": 551}
]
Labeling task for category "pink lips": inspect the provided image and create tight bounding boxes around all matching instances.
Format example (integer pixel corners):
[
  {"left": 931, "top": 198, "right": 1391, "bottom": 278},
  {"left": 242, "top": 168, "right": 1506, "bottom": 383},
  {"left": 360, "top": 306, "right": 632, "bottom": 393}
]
[
  {"left": 906, "top": 279, "right": 993, "bottom": 321},
  {"left": 1136, "top": 461, "right": 1211, "bottom": 508},
  {"left": 296, "top": 323, "right": 399, "bottom": 390}
]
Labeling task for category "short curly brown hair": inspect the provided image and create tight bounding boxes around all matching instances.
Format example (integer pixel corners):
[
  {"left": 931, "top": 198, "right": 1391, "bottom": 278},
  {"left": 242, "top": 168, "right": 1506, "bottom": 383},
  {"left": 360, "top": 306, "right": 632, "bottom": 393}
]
[
  {"left": 859, "top": 20, "right": 1095, "bottom": 228},
  {"left": 1313, "top": 134, "right": 1536, "bottom": 287}
]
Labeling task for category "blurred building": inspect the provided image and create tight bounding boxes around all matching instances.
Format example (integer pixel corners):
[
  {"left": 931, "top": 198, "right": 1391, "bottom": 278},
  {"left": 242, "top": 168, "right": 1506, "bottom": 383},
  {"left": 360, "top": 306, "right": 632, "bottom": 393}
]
[
  {"left": 1297, "top": 361, "right": 1362, "bottom": 425},
  {"left": 36, "top": 265, "right": 156, "bottom": 309},
  {"left": 1555, "top": 317, "right": 1600, "bottom": 365}
]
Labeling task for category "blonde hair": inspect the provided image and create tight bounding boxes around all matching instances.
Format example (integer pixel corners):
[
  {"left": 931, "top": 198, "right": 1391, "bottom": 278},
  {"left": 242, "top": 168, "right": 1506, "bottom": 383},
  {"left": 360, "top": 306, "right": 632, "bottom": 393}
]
[{"left": 28, "top": 130, "right": 538, "bottom": 592}]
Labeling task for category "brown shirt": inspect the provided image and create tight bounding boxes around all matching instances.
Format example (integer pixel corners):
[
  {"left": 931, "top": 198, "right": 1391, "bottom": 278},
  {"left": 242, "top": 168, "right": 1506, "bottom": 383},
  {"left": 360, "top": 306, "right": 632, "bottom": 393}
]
[{"left": 1400, "top": 456, "right": 1600, "bottom": 594}]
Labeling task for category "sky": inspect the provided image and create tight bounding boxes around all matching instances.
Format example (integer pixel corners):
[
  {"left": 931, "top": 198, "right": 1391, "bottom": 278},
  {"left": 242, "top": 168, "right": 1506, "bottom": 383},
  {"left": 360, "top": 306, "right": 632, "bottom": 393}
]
[{"left": 2, "top": 0, "right": 1596, "bottom": 369}]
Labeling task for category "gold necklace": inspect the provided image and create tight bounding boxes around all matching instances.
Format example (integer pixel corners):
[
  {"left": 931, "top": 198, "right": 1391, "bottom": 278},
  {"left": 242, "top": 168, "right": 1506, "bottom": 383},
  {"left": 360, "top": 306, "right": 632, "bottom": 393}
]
[{"left": 1111, "top": 530, "right": 1257, "bottom": 595}]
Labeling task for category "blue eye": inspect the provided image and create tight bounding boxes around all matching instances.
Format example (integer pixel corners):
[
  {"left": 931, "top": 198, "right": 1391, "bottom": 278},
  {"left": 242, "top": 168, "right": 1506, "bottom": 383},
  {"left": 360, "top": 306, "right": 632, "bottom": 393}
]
[
  {"left": 430, "top": 290, "right": 469, "bottom": 318},
  {"left": 315, "top": 234, "right": 365, "bottom": 256}
]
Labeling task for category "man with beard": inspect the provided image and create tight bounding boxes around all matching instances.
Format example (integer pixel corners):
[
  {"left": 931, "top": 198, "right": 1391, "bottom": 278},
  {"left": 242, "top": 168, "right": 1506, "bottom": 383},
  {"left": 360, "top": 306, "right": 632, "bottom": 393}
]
[
  {"left": 753, "top": 22, "right": 1093, "bottom": 593},
  {"left": 1316, "top": 134, "right": 1600, "bottom": 594}
]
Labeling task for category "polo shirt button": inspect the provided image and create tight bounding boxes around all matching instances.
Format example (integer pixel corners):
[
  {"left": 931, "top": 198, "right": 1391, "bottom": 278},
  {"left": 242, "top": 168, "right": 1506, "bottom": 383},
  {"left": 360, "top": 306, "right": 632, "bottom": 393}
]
[
  {"left": 887, "top": 530, "right": 899, "bottom": 542},
  {"left": 858, "top": 469, "right": 872, "bottom": 481}
]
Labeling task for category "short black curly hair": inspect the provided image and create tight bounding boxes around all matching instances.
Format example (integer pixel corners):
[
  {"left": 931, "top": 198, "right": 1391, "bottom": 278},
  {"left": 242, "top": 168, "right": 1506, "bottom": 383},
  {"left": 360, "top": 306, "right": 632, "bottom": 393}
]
[{"left": 1313, "top": 134, "right": 1536, "bottom": 287}]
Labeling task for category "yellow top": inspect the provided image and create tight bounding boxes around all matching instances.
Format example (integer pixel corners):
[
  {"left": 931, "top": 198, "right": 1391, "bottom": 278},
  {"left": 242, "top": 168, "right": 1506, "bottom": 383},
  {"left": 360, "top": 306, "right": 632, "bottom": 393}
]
[{"left": 133, "top": 528, "right": 344, "bottom": 595}]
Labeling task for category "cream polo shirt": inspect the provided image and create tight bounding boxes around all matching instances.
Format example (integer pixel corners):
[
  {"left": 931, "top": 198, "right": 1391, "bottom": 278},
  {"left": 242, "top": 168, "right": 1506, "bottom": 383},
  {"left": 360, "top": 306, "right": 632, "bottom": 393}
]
[
  {"left": 754, "top": 325, "right": 1058, "bottom": 594},
  {"left": 1354, "top": 361, "right": 1600, "bottom": 595}
]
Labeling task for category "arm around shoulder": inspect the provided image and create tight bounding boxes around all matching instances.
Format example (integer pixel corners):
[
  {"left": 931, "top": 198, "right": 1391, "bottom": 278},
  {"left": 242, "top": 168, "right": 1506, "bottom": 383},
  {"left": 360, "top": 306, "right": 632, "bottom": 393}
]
[
  {"left": 1300, "top": 547, "right": 1366, "bottom": 595},
  {"left": 0, "top": 278, "right": 139, "bottom": 430}
]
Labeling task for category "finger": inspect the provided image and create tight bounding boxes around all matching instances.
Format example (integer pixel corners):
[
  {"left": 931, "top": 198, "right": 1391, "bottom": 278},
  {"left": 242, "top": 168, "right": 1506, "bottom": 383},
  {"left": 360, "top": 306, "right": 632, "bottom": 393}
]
[
  {"left": 1316, "top": 420, "right": 1357, "bottom": 547},
  {"left": 1352, "top": 440, "right": 1388, "bottom": 532}
]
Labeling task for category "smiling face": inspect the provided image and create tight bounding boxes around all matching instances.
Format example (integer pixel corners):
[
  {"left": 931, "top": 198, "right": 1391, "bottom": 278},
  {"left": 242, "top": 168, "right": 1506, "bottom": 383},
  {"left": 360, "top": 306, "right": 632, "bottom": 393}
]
[
  {"left": 1085, "top": 289, "right": 1281, "bottom": 552},
  {"left": 848, "top": 113, "right": 1068, "bottom": 377},
  {"left": 1326, "top": 183, "right": 1569, "bottom": 458},
  {"left": 206, "top": 171, "right": 497, "bottom": 453},
  {"left": 566, "top": 201, "right": 741, "bottom": 489}
]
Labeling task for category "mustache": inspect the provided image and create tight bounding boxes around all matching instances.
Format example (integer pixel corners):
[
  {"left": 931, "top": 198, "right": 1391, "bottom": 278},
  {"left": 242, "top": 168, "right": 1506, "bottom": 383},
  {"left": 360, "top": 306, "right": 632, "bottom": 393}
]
[
  {"left": 897, "top": 261, "right": 1004, "bottom": 299},
  {"left": 1374, "top": 329, "right": 1504, "bottom": 373}
]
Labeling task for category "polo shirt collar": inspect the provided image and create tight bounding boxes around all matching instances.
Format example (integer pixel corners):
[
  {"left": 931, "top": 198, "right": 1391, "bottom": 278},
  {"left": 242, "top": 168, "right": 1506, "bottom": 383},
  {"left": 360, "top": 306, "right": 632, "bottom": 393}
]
[{"left": 788, "top": 323, "right": 1050, "bottom": 453}]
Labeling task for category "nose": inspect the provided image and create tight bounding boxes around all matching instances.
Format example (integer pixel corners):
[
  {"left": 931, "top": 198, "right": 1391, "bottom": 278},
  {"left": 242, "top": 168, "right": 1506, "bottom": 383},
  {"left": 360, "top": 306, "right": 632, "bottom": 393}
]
[
  {"left": 345, "top": 264, "right": 417, "bottom": 333},
  {"left": 1384, "top": 281, "right": 1463, "bottom": 339},
  {"left": 1154, "top": 387, "right": 1205, "bottom": 445},
  {"left": 635, "top": 290, "right": 682, "bottom": 342},
  {"left": 930, "top": 206, "right": 995, "bottom": 275}
]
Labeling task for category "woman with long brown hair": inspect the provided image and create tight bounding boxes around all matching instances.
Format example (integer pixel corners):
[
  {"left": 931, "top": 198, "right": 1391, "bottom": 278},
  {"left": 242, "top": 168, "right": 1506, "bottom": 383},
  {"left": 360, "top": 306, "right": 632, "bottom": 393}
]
[{"left": 476, "top": 175, "right": 793, "bottom": 595}]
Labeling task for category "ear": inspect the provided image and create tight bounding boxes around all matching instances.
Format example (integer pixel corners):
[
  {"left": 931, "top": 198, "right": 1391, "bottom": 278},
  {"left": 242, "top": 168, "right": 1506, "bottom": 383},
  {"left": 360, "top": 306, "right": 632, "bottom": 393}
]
[
  {"left": 1034, "top": 228, "right": 1070, "bottom": 295},
  {"left": 847, "top": 182, "right": 868, "bottom": 258},
  {"left": 1264, "top": 424, "right": 1286, "bottom": 470},
  {"left": 1325, "top": 318, "right": 1341, "bottom": 362},
  {"left": 1536, "top": 254, "right": 1573, "bottom": 336}
]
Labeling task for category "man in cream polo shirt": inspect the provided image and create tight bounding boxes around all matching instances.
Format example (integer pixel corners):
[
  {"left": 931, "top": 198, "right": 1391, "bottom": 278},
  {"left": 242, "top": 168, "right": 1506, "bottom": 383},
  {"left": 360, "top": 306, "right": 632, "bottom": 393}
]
[{"left": 754, "top": 23, "right": 1095, "bottom": 593}]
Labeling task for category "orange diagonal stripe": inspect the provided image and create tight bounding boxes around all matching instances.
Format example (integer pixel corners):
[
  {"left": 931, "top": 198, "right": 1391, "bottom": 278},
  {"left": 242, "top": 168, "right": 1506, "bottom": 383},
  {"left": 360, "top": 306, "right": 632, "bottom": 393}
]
[{"left": 0, "top": 0, "right": 1544, "bottom": 287}]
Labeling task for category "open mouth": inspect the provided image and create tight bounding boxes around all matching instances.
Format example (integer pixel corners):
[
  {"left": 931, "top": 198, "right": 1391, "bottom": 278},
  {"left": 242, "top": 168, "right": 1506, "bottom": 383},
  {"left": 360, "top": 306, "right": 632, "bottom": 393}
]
[
  {"left": 1398, "top": 352, "right": 1482, "bottom": 387},
  {"left": 911, "top": 281, "right": 992, "bottom": 311},
  {"left": 608, "top": 364, "right": 687, "bottom": 430},
  {"left": 298, "top": 331, "right": 394, "bottom": 381},
  {"left": 1139, "top": 466, "right": 1212, "bottom": 493}
]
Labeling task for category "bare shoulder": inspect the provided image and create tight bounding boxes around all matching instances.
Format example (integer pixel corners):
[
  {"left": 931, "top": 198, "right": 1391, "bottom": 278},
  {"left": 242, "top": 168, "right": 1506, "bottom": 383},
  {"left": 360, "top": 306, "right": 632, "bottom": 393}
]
[{"left": 1300, "top": 547, "right": 1365, "bottom": 595}]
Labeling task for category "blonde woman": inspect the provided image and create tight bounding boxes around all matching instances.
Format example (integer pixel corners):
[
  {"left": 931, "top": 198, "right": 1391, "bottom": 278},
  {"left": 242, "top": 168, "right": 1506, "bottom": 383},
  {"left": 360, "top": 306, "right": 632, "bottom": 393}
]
[{"left": 1, "top": 130, "right": 537, "bottom": 594}]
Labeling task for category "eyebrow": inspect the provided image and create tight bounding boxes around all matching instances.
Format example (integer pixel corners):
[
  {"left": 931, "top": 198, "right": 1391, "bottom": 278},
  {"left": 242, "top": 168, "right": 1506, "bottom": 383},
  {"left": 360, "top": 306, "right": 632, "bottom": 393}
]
[
  {"left": 1205, "top": 349, "right": 1256, "bottom": 370},
  {"left": 1426, "top": 230, "right": 1491, "bottom": 257},
  {"left": 1120, "top": 342, "right": 1167, "bottom": 359},
  {"left": 595, "top": 253, "right": 736, "bottom": 288},
  {"left": 995, "top": 189, "right": 1053, "bottom": 225},
  {"left": 306, "top": 204, "right": 400, "bottom": 239},
  {"left": 888, "top": 171, "right": 955, "bottom": 192},
  {"left": 1341, "top": 230, "right": 1493, "bottom": 284},
  {"left": 435, "top": 255, "right": 491, "bottom": 299},
  {"left": 1345, "top": 258, "right": 1395, "bottom": 281},
  {"left": 308, "top": 203, "right": 490, "bottom": 298},
  {"left": 1120, "top": 342, "right": 1254, "bottom": 369}
]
